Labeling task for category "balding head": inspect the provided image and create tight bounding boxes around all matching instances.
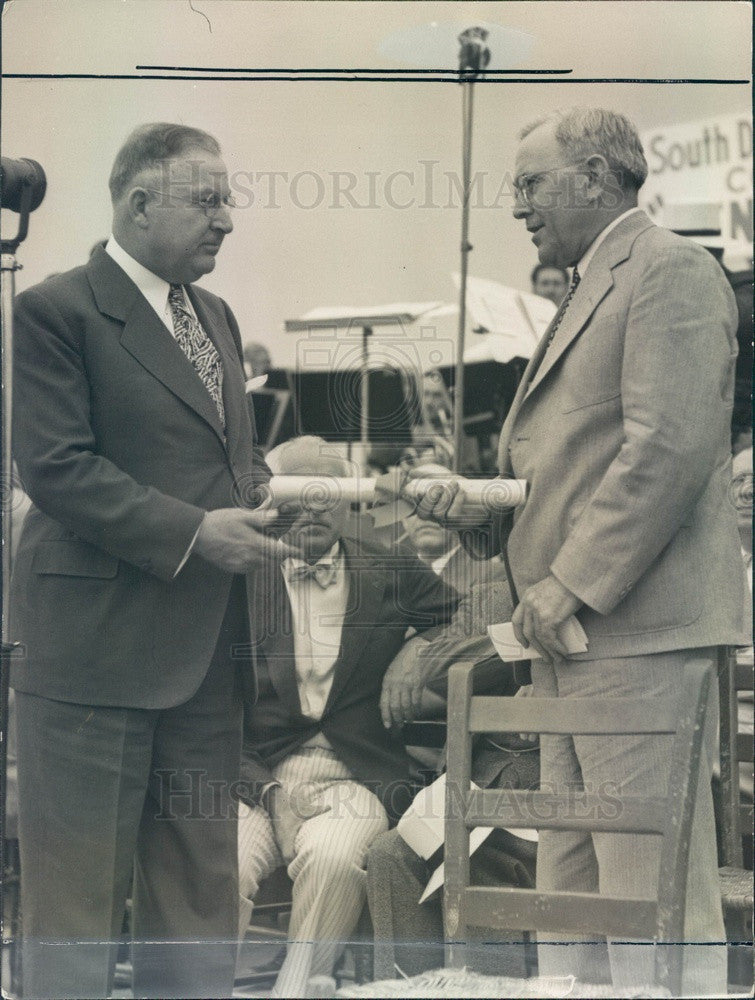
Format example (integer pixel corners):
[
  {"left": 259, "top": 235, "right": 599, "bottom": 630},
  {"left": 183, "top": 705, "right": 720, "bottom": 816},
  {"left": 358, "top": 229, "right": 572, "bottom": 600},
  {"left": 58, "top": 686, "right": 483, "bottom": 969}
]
[
  {"left": 267, "top": 436, "right": 351, "bottom": 478},
  {"left": 267, "top": 437, "right": 352, "bottom": 561}
]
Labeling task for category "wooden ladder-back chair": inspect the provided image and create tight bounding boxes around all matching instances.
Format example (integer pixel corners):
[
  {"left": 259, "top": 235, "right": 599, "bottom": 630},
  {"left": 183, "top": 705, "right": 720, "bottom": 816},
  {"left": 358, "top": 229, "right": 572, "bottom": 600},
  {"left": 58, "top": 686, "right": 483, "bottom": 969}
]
[
  {"left": 717, "top": 646, "right": 754, "bottom": 988},
  {"left": 444, "top": 657, "right": 713, "bottom": 997}
]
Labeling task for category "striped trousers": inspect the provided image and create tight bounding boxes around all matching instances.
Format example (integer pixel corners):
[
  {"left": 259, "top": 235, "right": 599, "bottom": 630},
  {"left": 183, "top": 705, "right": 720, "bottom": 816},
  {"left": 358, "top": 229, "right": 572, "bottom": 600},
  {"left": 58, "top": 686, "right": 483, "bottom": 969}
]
[{"left": 238, "top": 747, "right": 388, "bottom": 997}]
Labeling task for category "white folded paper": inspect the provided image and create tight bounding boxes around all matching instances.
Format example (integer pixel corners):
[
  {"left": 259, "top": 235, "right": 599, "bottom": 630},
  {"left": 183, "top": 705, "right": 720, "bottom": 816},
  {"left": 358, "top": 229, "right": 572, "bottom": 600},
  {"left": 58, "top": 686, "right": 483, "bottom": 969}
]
[
  {"left": 487, "top": 617, "right": 589, "bottom": 662},
  {"left": 397, "top": 773, "right": 538, "bottom": 904}
]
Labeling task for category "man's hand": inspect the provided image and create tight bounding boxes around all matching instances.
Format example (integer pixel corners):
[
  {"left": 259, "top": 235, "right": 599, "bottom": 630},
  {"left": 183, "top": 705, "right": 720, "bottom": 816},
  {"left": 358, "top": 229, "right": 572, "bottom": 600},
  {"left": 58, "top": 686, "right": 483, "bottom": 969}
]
[
  {"left": 411, "top": 476, "right": 488, "bottom": 532},
  {"left": 511, "top": 574, "right": 582, "bottom": 663},
  {"left": 266, "top": 785, "right": 329, "bottom": 865},
  {"left": 193, "top": 508, "right": 298, "bottom": 573},
  {"left": 380, "top": 637, "right": 436, "bottom": 729}
]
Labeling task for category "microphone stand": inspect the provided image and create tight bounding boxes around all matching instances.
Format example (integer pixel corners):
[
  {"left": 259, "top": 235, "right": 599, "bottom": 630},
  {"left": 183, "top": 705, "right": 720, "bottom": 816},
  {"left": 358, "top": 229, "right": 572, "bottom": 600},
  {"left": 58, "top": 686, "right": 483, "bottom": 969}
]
[
  {"left": 1, "top": 183, "right": 36, "bottom": 982},
  {"left": 453, "top": 27, "right": 490, "bottom": 473}
]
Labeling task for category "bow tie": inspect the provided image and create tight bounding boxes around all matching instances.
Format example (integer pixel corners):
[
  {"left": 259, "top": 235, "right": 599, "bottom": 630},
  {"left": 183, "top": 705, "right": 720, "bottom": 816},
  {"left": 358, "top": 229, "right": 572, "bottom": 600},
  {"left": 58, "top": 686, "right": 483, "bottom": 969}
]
[{"left": 286, "top": 557, "right": 340, "bottom": 589}]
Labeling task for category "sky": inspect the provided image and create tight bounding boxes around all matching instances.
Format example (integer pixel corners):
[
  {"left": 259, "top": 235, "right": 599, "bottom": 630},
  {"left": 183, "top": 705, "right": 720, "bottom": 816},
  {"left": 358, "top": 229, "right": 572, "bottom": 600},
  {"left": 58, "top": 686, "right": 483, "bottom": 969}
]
[{"left": 1, "top": 0, "right": 752, "bottom": 369}]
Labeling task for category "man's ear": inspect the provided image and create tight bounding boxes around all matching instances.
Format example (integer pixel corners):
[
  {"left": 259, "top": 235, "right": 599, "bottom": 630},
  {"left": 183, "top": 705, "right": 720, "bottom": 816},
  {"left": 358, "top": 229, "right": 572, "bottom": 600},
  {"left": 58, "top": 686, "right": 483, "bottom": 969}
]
[
  {"left": 125, "top": 187, "right": 151, "bottom": 229},
  {"left": 584, "top": 154, "right": 616, "bottom": 204}
]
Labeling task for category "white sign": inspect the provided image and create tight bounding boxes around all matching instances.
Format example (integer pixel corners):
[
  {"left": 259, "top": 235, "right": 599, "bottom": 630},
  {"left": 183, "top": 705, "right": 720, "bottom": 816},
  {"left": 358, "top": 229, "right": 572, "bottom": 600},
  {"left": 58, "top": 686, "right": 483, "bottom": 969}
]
[{"left": 640, "top": 113, "right": 753, "bottom": 266}]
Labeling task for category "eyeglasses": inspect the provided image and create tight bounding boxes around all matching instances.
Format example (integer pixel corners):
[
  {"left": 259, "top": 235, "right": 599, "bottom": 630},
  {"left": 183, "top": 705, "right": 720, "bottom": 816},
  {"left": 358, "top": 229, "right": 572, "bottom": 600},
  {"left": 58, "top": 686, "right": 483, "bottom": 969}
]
[
  {"left": 144, "top": 187, "right": 237, "bottom": 216},
  {"left": 512, "top": 163, "right": 586, "bottom": 209}
]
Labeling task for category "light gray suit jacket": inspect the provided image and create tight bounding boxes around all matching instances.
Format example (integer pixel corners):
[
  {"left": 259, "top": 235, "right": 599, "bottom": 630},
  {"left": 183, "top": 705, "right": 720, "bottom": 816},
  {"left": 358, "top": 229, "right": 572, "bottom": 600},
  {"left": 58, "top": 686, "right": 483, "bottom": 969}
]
[{"left": 495, "top": 210, "right": 748, "bottom": 660}]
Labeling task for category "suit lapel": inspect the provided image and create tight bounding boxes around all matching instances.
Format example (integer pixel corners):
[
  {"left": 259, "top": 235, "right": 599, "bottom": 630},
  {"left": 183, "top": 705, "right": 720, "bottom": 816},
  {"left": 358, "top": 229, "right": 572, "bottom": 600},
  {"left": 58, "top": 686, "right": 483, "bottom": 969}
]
[
  {"left": 323, "top": 541, "right": 386, "bottom": 712},
  {"left": 498, "top": 211, "right": 655, "bottom": 452},
  {"left": 255, "top": 565, "right": 303, "bottom": 713},
  {"left": 87, "top": 248, "right": 227, "bottom": 446},
  {"left": 523, "top": 266, "right": 615, "bottom": 400},
  {"left": 497, "top": 339, "right": 547, "bottom": 472}
]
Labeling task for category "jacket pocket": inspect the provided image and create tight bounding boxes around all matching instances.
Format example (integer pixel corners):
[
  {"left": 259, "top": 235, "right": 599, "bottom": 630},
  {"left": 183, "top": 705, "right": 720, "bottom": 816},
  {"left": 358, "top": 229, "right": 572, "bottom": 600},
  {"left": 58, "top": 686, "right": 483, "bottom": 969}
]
[{"left": 32, "top": 539, "right": 119, "bottom": 578}]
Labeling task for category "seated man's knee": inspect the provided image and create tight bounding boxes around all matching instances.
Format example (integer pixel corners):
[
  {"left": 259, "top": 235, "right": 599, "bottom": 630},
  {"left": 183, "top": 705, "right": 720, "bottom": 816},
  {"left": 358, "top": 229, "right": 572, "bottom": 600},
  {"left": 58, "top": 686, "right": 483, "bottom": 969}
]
[{"left": 366, "top": 827, "right": 403, "bottom": 869}]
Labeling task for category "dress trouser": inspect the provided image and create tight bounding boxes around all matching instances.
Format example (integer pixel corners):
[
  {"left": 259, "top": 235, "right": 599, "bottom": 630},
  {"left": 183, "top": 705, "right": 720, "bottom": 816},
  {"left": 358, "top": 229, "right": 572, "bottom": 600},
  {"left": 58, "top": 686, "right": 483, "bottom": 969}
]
[
  {"left": 531, "top": 647, "right": 725, "bottom": 997},
  {"left": 366, "top": 826, "right": 536, "bottom": 980},
  {"left": 15, "top": 576, "right": 247, "bottom": 1000},
  {"left": 237, "top": 747, "right": 389, "bottom": 997}
]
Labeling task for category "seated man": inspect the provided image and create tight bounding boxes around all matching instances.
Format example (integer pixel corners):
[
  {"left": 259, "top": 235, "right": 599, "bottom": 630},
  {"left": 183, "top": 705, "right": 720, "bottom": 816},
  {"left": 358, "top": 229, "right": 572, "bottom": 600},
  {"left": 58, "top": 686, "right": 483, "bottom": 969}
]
[
  {"left": 401, "top": 512, "right": 498, "bottom": 597},
  {"left": 369, "top": 575, "right": 539, "bottom": 980},
  {"left": 236, "top": 436, "right": 459, "bottom": 997}
]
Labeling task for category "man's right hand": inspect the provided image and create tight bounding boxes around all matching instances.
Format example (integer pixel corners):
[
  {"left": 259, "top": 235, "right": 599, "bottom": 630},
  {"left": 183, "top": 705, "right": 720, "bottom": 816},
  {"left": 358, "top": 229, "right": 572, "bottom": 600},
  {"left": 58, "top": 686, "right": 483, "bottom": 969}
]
[
  {"left": 193, "top": 508, "right": 298, "bottom": 573},
  {"left": 412, "top": 476, "right": 488, "bottom": 531}
]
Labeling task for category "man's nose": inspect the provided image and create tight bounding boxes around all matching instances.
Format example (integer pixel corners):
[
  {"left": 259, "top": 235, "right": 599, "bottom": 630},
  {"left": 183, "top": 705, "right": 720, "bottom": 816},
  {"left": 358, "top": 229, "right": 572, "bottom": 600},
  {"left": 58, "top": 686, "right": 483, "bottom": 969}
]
[
  {"left": 512, "top": 194, "right": 530, "bottom": 220},
  {"left": 211, "top": 205, "right": 234, "bottom": 234}
]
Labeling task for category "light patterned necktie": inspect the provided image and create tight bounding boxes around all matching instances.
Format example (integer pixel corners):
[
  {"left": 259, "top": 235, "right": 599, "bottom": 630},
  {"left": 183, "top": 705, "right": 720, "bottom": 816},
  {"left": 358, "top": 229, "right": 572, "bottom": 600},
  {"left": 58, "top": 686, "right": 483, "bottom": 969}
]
[
  {"left": 545, "top": 266, "right": 581, "bottom": 348},
  {"left": 168, "top": 283, "right": 225, "bottom": 429}
]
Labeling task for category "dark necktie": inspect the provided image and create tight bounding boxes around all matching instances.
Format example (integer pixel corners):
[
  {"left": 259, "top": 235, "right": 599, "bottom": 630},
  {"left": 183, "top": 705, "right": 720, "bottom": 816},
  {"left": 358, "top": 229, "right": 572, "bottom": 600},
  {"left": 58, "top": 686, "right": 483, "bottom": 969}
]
[
  {"left": 168, "top": 283, "right": 225, "bottom": 429},
  {"left": 545, "top": 266, "right": 581, "bottom": 348},
  {"left": 286, "top": 557, "right": 340, "bottom": 589}
]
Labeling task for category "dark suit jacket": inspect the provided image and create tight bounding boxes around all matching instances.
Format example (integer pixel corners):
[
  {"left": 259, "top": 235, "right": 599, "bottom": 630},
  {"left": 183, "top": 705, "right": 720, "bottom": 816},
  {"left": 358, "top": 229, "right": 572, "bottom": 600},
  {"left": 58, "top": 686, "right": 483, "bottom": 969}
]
[
  {"left": 472, "top": 212, "right": 749, "bottom": 659},
  {"left": 11, "top": 246, "right": 270, "bottom": 707},
  {"left": 240, "top": 537, "right": 459, "bottom": 821}
]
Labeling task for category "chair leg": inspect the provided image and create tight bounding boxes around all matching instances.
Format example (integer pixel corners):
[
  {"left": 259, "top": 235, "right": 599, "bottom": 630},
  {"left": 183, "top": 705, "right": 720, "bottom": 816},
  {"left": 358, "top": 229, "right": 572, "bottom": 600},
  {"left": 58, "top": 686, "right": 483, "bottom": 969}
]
[
  {"left": 445, "top": 939, "right": 467, "bottom": 969},
  {"left": 725, "top": 909, "right": 754, "bottom": 991}
]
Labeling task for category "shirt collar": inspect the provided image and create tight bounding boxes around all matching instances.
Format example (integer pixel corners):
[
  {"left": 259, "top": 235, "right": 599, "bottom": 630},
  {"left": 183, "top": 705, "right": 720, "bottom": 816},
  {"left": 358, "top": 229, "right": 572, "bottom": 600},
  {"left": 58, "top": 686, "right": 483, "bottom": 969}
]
[
  {"left": 430, "top": 543, "right": 461, "bottom": 576},
  {"left": 577, "top": 207, "right": 643, "bottom": 277},
  {"left": 105, "top": 235, "right": 173, "bottom": 327}
]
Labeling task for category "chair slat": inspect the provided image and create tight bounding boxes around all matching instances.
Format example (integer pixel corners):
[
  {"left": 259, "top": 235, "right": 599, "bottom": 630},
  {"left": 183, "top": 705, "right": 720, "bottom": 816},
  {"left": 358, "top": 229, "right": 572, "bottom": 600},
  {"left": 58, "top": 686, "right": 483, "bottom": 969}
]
[
  {"left": 463, "top": 788, "right": 667, "bottom": 834},
  {"left": 468, "top": 695, "right": 678, "bottom": 735},
  {"left": 736, "top": 732, "right": 753, "bottom": 761},
  {"left": 734, "top": 667, "right": 754, "bottom": 690},
  {"left": 463, "top": 886, "right": 657, "bottom": 938}
]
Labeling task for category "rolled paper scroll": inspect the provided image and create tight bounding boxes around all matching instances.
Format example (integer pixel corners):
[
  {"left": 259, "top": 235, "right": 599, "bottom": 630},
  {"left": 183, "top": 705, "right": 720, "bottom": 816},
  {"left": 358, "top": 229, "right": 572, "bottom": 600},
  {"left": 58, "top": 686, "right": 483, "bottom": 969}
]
[
  {"left": 262, "top": 473, "right": 527, "bottom": 526},
  {"left": 404, "top": 477, "right": 527, "bottom": 509}
]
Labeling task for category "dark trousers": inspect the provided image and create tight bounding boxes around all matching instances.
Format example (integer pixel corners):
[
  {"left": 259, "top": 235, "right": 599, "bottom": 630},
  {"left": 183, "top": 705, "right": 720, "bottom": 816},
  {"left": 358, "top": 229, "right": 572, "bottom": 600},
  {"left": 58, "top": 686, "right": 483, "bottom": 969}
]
[
  {"left": 15, "top": 578, "right": 248, "bottom": 999},
  {"left": 367, "top": 826, "right": 536, "bottom": 980}
]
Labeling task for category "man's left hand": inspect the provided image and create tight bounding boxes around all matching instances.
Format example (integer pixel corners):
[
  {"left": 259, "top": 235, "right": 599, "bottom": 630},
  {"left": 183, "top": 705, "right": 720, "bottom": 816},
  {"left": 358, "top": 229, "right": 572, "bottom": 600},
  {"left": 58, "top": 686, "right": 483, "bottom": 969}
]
[
  {"left": 380, "top": 637, "right": 433, "bottom": 729},
  {"left": 511, "top": 575, "right": 582, "bottom": 663}
]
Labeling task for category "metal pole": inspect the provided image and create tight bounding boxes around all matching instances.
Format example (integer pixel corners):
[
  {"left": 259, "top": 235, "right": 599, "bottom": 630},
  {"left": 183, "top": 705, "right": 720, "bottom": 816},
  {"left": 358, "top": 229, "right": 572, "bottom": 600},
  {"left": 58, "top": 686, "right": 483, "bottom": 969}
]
[
  {"left": 2, "top": 255, "right": 17, "bottom": 646},
  {"left": 0, "top": 250, "right": 20, "bottom": 990},
  {"left": 360, "top": 325, "right": 372, "bottom": 462},
  {"left": 453, "top": 80, "right": 474, "bottom": 473},
  {"left": 453, "top": 26, "right": 489, "bottom": 474}
]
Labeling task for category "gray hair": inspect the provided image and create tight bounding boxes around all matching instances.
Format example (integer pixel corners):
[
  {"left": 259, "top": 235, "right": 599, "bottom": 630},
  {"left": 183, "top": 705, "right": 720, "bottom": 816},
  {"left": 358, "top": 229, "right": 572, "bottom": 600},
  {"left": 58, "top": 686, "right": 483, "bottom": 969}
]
[
  {"left": 520, "top": 107, "right": 648, "bottom": 191},
  {"left": 109, "top": 123, "right": 221, "bottom": 203}
]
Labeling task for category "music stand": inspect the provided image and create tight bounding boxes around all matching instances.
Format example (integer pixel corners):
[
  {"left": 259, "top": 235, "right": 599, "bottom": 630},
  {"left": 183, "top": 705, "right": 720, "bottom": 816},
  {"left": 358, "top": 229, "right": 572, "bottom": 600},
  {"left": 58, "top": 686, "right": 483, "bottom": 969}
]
[{"left": 285, "top": 302, "right": 443, "bottom": 458}]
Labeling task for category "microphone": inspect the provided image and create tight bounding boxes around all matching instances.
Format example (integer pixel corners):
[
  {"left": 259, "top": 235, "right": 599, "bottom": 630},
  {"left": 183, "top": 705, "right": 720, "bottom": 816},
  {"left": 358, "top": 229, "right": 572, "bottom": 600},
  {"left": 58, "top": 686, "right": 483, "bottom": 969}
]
[{"left": 1, "top": 157, "right": 47, "bottom": 213}]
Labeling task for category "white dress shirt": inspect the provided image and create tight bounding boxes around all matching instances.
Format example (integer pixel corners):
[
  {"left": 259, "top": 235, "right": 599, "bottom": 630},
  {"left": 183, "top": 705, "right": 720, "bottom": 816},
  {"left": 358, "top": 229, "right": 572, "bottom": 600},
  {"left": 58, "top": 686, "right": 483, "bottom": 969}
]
[
  {"left": 282, "top": 541, "right": 350, "bottom": 723},
  {"left": 105, "top": 235, "right": 200, "bottom": 331}
]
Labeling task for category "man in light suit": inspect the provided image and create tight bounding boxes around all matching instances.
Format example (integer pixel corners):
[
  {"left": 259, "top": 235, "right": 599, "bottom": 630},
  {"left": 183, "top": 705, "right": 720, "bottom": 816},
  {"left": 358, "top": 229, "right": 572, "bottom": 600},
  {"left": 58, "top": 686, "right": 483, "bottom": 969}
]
[
  {"left": 11, "top": 123, "right": 291, "bottom": 998},
  {"left": 236, "top": 436, "right": 458, "bottom": 996},
  {"left": 420, "top": 108, "right": 748, "bottom": 994}
]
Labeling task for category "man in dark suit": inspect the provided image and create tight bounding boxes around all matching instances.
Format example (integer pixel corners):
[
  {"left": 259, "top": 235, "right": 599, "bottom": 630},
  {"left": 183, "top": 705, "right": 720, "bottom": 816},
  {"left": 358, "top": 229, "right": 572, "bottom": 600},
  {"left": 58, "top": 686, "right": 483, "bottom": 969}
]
[
  {"left": 236, "top": 435, "right": 458, "bottom": 997},
  {"left": 419, "top": 107, "right": 749, "bottom": 994},
  {"left": 11, "top": 123, "right": 290, "bottom": 999}
]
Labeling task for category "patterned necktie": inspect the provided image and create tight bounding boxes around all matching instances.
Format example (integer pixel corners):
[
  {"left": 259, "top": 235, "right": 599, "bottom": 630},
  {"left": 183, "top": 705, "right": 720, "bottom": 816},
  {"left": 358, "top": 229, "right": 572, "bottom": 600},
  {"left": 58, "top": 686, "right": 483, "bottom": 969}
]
[
  {"left": 545, "top": 266, "right": 581, "bottom": 348},
  {"left": 168, "top": 283, "right": 225, "bottom": 429},
  {"left": 286, "top": 557, "right": 340, "bottom": 589}
]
